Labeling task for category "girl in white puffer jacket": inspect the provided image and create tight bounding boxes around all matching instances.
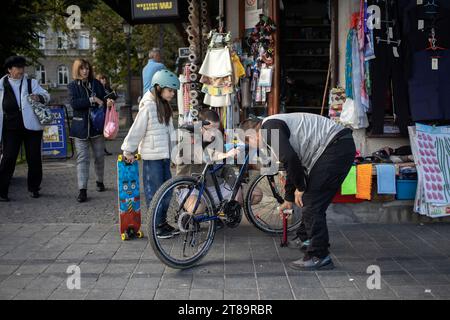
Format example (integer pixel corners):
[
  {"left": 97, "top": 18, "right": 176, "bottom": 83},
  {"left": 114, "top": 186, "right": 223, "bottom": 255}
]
[{"left": 121, "top": 70, "right": 180, "bottom": 239}]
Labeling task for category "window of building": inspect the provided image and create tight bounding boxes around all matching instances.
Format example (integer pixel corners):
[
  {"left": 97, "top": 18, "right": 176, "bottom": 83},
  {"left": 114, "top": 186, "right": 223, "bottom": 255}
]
[
  {"left": 57, "top": 32, "right": 69, "bottom": 50},
  {"left": 78, "top": 31, "right": 90, "bottom": 50},
  {"left": 36, "top": 64, "right": 46, "bottom": 85},
  {"left": 58, "top": 65, "right": 69, "bottom": 85},
  {"left": 38, "top": 32, "right": 46, "bottom": 49}
]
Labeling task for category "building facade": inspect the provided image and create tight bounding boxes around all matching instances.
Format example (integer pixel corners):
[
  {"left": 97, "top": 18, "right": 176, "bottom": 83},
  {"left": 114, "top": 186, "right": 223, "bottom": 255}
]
[{"left": 25, "top": 25, "right": 94, "bottom": 105}]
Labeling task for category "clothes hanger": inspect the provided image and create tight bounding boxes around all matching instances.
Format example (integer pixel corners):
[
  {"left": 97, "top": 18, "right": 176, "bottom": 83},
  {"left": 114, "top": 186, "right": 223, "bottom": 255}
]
[
  {"left": 425, "top": 28, "right": 446, "bottom": 63},
  {"left": 425, "top": 28, "right": 446, "bottom": 52},
  {"left": 424, "top": 0, "right": 439, "bottom": 14},
  {"left": 376, "top": 36, "right": 401, "bottom": 46}
]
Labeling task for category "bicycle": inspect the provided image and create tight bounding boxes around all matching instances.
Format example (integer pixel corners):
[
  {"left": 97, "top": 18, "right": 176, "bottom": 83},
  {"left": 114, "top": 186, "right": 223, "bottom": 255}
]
[{"left": 147, "top": 126, "right": 303, "bottom": 269}]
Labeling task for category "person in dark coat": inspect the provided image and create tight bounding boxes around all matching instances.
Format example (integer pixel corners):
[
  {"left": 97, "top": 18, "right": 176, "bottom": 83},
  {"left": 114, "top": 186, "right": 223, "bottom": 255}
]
[{"left": 68, "top": 58, "right": 114, "bottom": 203}]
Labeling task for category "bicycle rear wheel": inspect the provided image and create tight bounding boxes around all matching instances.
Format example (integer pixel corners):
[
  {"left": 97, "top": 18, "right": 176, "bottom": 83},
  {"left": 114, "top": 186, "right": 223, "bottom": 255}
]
[
  {"left": 244, "top": 173, "right": 303, "bottom": 234},
  {"left": 148, "top": 176, "right": 217, "bottom": 269}
]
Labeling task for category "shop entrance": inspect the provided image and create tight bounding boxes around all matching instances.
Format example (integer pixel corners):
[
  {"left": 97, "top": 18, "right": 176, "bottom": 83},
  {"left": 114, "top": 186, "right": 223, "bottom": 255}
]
[{"left": 280, "top": 0, "right": 332, "bottom": 115}]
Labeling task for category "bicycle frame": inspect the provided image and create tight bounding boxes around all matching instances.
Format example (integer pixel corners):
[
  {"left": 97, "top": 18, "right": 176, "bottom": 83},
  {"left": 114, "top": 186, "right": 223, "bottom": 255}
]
[{"left": 177, "top": 146, "right": 251, "bottom": 224}]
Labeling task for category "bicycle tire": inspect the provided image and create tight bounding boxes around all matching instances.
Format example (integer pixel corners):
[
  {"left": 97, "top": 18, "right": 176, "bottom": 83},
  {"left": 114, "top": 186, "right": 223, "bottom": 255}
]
[
  {"left": 147, "top": 176, "right": 217, "bottom": 269},
  {"left": 244, "top": 174, "right": 303, "bottom": 234}
]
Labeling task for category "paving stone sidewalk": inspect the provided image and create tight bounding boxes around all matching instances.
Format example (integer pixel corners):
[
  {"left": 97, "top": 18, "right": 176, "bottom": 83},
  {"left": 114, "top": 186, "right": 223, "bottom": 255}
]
[{"left": 1, "top": 139, "right": 450, "bottom": 300}]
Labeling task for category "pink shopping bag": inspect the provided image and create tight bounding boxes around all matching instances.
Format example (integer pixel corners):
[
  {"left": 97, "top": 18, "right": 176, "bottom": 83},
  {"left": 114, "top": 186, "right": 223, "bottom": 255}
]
[{"left": 104, "top": 104, "right": 119, "bottom": 140}]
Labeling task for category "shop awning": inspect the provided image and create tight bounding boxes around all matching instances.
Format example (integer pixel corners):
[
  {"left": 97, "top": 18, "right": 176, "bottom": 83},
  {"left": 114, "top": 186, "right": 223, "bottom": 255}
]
[{"left": 102, "top": 0, "right": 189, "bottom": 25}]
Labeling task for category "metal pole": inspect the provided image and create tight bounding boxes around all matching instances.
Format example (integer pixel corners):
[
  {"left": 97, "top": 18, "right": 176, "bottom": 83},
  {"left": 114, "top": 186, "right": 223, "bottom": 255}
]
[
  {"left": 218, "top": 0, "right": 224, "bottom": 32},
  {"left": 126, "top": 33, "right": 133, "bottom": 127},
  {"left": 159, "top": 24, "right": 164, "bottom": 56}
]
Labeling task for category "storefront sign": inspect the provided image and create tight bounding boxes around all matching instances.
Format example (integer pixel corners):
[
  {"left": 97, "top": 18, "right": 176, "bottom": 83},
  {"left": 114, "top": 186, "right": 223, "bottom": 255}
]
[
  {"left": 42, "top": 107, "right": 67, "bottom": 159},
  {"left": 178, "top": 47, "right": 190, "bottom": 58},
  {"left": 131, "top": 0, "right": 179, "bottom": 22}
]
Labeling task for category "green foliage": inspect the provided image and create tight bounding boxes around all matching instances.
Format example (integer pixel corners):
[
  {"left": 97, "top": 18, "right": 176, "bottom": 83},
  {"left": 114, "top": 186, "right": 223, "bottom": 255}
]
[
  {"left": 0, "top": 0, "right": 185, "bottom": 88},
  {"left": 0, "top": 0, "right": 98, "bottom": 67},
  {"left": 84, "top": 1, "right": 185, "bottom": 87}
]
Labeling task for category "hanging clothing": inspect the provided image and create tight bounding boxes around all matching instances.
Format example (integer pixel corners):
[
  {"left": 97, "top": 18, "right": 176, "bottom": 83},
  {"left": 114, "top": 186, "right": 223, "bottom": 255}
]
[
  {"left": 199, "top": 47, "right": 233, "bottom": 78},
  {"left": 368, "top": 0, "right": 411, "bottom": 135},
  {"left": 203, "top": 94, "right": 231, "bottom": 108},
  {"left": 199, "top": 47, "right": 235, "bottom": 108},
  {"left": 399, "top": 3, "right": 450, "bottom": 121},
  {"left": 344, "top": 14, "right": 369, "bottom": 129},
  {"left": 408, "top": 50, "right": 450, "bottom": 121},
  {"left": 345, "top": 31, "right": 354, "bottom": 99},
  {"left": 402, "top": 4, "right": 450, "bottom": 78},
  {"left": 231, "top": 53, "right": 246, "bottom": 84}
]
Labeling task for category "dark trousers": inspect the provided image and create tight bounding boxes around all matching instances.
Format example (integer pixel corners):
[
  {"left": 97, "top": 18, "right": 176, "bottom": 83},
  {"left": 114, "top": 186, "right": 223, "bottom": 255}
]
[
  {"left": 296, "top": 137, "right": 356, "bottom": 258},
  {"left": 0, "top": 128, "right": 43, "bottom": 196},
  {"left": 370, "top": 44, "right": 411, "bottom": 135}
]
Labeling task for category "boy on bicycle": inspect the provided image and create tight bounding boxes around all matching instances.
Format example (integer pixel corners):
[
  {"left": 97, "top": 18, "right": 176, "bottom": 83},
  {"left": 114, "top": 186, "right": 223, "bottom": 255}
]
[{"left": 175, "top": 109, "right": 262, "bottom": 215}]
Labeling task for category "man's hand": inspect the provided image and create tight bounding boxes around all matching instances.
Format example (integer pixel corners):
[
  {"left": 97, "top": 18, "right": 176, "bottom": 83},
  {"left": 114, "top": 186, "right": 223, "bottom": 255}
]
[
  {"left": 295, "top": 189, "right": 304, "bottom": 208},
  {"left": 279, "top": 200, "right": 293, "bottom": 216}
]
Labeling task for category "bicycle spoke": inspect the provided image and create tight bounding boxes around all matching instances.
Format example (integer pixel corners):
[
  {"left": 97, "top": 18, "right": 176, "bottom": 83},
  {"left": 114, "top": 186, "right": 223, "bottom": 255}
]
[
  {"left": 149, "top": 178, "right": 216, "bottom": 268},
  {"left": 246, "top": 174, "right": 303, "bottom": 233}
]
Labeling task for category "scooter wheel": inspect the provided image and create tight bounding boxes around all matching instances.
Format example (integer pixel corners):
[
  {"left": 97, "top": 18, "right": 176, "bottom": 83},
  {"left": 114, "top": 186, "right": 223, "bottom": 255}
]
[
  {"left": 137, "top": 231, "right": 144, "bottom": 238},
  {"left": 121, "top": 233, "right": 128, "bottom": 241}
]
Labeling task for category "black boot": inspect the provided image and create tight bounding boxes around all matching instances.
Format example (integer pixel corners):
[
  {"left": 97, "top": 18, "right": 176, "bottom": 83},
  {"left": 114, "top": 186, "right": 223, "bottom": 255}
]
[
  {"left": 30, "top": 191, "right": 40, "bottom": 198},
  {"left": 96, "top": 182, "right": 105, "bottom": 192},
  {"left": 77, "top": 189, "right": 87, "bottom": 203}
]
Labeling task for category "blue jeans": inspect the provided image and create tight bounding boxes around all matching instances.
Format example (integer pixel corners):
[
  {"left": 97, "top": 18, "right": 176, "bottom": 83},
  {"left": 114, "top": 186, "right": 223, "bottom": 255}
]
[{"left": 143, "top": 159, "right": 172, "bottom": 226}]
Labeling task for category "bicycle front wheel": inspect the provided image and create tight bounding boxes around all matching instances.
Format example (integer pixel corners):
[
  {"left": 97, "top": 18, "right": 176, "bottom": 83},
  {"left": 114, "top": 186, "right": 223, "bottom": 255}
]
[
  {"left": 244, "top": 174, "right": 303, "bottom": 234},
  {"left": 148, "top": 176, "right": 217, "bottom": 269}
]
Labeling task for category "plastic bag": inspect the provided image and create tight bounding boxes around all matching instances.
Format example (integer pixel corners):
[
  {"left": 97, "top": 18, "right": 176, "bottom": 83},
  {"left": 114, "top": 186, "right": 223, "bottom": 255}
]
[
  {"left": 340, "top": 98, "right": 356, "bottom": 127},
  {"left": 103, "top": 104, "right": 119, "bottom": 140},
  {"left": 340, "top": 98, "right": 369, "bottom": 129}
]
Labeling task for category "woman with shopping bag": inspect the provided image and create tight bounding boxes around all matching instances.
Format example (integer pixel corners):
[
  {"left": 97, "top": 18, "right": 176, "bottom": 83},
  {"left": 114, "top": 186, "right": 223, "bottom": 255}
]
[{"left": 68, "top": 59, "right": 114, "bottom": 203}]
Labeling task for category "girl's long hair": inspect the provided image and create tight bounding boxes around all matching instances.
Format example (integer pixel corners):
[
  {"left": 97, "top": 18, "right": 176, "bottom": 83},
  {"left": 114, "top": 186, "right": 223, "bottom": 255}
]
[{"left": 152, "top": 85, "right": 173, "bottom": 125}]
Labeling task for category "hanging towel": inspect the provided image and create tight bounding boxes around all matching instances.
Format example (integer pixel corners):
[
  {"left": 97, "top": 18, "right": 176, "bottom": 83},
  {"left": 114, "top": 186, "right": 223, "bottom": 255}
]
[
  {"left": 356, "top": 164, "right": 373, "bottom": 200},
  {"left": 376, "top": 164, "right": 397, "bottom": 195},
  {"left": 341, "top": 165, "right": 357, "bottom": 195}
]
